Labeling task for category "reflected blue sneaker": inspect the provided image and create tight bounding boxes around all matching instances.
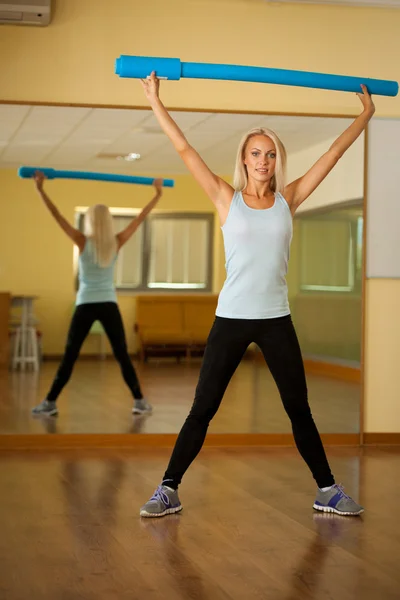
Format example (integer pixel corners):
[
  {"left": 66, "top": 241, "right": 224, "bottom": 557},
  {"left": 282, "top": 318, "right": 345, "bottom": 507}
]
[
  {"left": 132, "top": 398, "right": 152, "bottom": 415},
  {"left": 140, "top": 485, "right": 182, "bottom": 518},
  {"left": 313, "top": 484, "right": 364, "bottom": 516},
  {"left": 31, "top": 399, "right": 58, "bottom": 416}
]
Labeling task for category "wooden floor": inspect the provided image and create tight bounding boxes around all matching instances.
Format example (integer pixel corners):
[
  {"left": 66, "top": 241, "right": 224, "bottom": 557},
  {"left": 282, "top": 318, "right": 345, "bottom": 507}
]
[
  {"left": 0, "top": 446, "right": 399, "bottom": 599},
  {"left": 0, "top": 358, "right": 360, "bottom": 435}
]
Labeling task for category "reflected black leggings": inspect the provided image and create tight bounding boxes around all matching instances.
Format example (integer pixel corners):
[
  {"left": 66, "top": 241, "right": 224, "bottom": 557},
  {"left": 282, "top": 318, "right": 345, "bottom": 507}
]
[
  {"left": 163, "top": 315, "right": 335, "bottom": 489},
  {"left": 46, "top": 302, "right": 143, "bottom": 402}
]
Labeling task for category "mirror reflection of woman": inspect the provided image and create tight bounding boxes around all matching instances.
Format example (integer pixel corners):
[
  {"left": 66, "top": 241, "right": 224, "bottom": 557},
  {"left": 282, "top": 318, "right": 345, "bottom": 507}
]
[
  {"left": 31, "top": 171, "right": 163, "bottom": 417},
  {"left": 139, "top": 73, "right": 374, "bottom": 519}
]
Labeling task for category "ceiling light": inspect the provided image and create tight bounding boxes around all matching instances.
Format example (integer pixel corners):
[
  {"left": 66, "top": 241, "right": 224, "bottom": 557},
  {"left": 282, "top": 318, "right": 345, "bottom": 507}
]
[{"left": 116, "top": 152, "right": 141, "bottom": 162}]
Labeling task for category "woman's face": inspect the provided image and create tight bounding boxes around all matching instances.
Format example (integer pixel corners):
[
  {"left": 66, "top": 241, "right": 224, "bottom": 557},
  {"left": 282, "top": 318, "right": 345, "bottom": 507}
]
[{"left": 243, "top": 135, "right": 276, "bottom": 185}]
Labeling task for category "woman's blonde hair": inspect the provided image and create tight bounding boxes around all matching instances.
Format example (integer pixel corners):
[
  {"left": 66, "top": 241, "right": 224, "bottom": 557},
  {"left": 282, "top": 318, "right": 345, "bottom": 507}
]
[
  {"left": 233, "top": 127, "right": 287, "bottom": 195},
  {"left": 84, "top": 204, "right": 117, "bottom": 267}
]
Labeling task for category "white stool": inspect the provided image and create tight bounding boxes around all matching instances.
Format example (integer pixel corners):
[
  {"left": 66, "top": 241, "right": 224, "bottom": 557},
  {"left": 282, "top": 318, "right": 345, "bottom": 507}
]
[
  {"left": 12, "top": 325, "right": 40, "bottom": 371},
  {"left": 11, "top": 296, "right": 40, "bottom": 372}
]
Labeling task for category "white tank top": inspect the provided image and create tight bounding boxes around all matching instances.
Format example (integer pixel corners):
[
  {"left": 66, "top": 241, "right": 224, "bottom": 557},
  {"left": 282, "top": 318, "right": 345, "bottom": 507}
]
[
  {"left": 216, "top": 190, "right": 293, "bottom": 319},
  {"left": 76, "top": 238, "right": 117, "bottom": 306}
]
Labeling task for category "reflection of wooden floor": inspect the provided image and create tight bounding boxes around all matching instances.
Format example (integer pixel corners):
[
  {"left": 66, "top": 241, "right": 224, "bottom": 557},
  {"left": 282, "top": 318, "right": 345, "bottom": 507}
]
[
  {"left": 0, "top": 358, "right": 360, "bottom": 435},
  {"left": 0, "top": 446, "right": 399, "bottom": 600}
]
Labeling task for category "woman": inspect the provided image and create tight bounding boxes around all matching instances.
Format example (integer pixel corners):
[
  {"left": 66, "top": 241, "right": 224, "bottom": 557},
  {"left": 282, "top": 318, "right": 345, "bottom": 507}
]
[
  {"left": 31, "top": 171, "right": 163, "bottom": 417},
  {"left": 139, "top": 73, "right": 374, "bottom": 518}
]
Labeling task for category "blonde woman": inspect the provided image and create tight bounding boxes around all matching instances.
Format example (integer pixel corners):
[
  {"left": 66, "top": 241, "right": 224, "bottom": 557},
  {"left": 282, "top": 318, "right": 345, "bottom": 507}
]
[
  {"left": 139, "top": 73, "right": 375, "bottom": 518},
  {"left": 31, "top": 171, "right": 162, "bottom": 417}
]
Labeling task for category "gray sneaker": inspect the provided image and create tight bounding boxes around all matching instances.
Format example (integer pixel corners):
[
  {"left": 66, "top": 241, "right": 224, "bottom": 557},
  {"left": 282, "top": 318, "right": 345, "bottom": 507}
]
[
  {"left": 313, "top": 484, "right": 364, "bottom": 516},
  {"left": 140, "top": 485, "right": 182, "bottom": 518},
  {"left": 132, "top": 398, "right": 152, "bottom": 415},
  {"left": 32, "top": 399, "right": 58, "bottom": 417}
]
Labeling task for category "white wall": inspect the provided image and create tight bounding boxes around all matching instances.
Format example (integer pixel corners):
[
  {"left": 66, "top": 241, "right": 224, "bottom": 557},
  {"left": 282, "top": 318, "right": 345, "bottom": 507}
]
[{"left": 366, "top": 118, "right": 400, "bottom": 279}]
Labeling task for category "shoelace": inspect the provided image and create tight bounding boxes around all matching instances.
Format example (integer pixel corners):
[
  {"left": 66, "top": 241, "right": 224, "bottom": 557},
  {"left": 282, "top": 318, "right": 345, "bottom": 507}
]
[
  {"left": 333, "top": 483, "right": 352, "bottom": 501},
  {"left": 149, "top": 485, "right": 170, "bottom": 506}
]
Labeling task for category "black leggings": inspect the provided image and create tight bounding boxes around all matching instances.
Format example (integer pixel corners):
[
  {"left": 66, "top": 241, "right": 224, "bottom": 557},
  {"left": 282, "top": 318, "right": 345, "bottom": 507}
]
[
  {"left": 163, "top": 315, "right": 335, "bottom": 489},
  {"left": 46, "top": 302, "right": 143, "bottom": 402}
]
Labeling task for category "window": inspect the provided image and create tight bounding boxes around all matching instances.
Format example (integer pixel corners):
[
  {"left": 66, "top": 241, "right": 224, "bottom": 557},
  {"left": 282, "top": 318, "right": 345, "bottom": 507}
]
[
  {"left": 299, "top": 214, "right": 363, "bottom": 293},
  {"left": 75, "top": 209, "right": 214, "bottom": 292},
  {"left": 147, "top": 215, "right": 211, "bottom": 290}
]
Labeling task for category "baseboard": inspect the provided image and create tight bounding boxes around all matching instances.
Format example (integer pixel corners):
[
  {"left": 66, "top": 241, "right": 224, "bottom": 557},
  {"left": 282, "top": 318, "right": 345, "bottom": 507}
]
[
  {"left": 44, "top": 350, "right": 252, "bottom": 362},
  {"left": 43, "top": 353, "right": 139, "bottom": 361},
  {"left": 303, "top": 358, "right": 361, "bottom": 383},
  {"left": 5, "top": 432, "right": 400, "bottom": 449},
  {"left": 0, "top": 432, "right": 360, "bottom": 450},
  {"left": 250, "top": 350, "right": 360, "bottom": 383},
  {"left": 363, "top": 433, "right": 400, "bottom": 445}
]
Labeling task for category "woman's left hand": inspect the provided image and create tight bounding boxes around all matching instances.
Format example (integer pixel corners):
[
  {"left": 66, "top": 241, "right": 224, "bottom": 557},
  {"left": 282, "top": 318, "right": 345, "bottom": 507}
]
[
  {"left": 357, "top": 84, "right": 375, "bottom": 116},
  {"left": 153, "top": 178, "right": 163, "bottom": 196}
]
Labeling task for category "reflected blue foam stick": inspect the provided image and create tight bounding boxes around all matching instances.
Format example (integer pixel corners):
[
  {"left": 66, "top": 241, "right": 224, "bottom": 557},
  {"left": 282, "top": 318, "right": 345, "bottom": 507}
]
[
  {"left": 115, "top": 55, "right": 398, "bottom": 97},
  {"left": 18, "top": 167, "right": 174, "bottom": 187}
]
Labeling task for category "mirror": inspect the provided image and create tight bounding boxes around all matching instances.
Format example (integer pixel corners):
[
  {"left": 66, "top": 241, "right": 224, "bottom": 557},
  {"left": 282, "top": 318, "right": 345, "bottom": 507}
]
[{"left": 0, "top": 103, "right": 364, "bottom": 439}]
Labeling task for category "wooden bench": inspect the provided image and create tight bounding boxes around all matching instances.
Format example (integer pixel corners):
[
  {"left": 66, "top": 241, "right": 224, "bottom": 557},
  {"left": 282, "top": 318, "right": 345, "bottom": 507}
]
[{"left": 135, "top": 294, "right": 218, "bottom": 362}]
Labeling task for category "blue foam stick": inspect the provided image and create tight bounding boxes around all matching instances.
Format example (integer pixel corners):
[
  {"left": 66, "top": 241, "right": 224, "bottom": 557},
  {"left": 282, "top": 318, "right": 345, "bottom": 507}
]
[
  {"left": 18, "top": 167, "right": 174, "bottom": 187},
  {"left": 115, "top": 55, "right": 399, "bottom": 97}
]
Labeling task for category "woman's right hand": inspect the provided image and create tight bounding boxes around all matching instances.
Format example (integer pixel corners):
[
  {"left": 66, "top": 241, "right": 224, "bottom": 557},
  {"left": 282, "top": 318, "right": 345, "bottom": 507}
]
[
  {"left": 34, "top": 170, "right": 46, "bottom": 191},
  {"left": 140, "top": 71, "right": 160, "bottom": 103}
]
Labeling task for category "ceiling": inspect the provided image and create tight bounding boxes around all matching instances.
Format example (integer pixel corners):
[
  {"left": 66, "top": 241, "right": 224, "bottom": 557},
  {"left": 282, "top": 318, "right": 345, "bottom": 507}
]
[{"left": 0, "top": 104, "right": 352, "bottom": 176}]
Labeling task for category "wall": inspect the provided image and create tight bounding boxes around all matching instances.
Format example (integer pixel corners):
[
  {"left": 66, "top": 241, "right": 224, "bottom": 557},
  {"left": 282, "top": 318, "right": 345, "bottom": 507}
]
[
  {"left": 365, "top": 280, "right": 400, "bottom": 432},
  {"left": 1, "top": 0, "right": 399, "bottom": 117}
]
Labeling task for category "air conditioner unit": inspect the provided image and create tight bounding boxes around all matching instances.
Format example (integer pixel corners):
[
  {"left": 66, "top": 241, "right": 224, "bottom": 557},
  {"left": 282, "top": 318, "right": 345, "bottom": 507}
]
[{"left": 0, "top": 0, "right": 51, "bottom": 26}]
